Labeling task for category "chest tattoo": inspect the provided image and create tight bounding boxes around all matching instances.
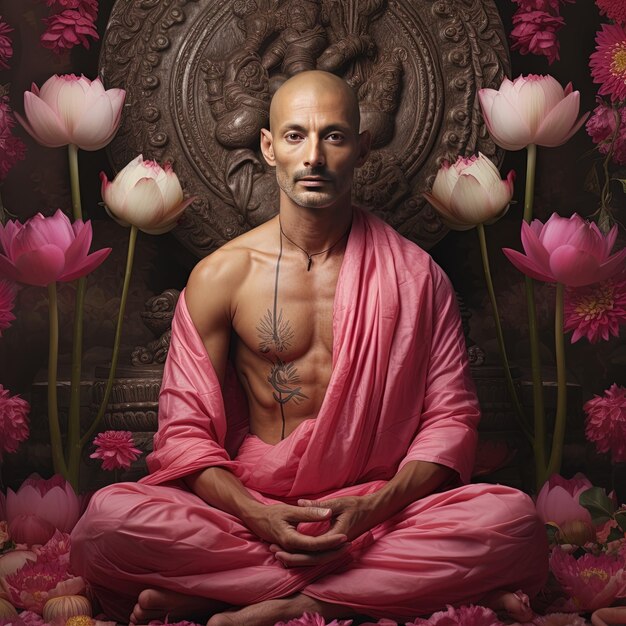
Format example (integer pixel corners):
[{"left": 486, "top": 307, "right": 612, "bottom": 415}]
[{"left": 256, "top": 232, "right": 308, "bottom": 439}]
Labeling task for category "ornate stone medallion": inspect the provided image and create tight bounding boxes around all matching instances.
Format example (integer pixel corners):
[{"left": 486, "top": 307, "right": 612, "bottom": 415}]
[{"left": 100, "top": 0, "right": 510, "bottom": 256}]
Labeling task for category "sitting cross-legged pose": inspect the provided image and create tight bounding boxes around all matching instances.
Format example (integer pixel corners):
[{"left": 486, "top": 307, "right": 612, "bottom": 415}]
[{"left": 70, "top": 70, "right": 548, "bottom": 626}]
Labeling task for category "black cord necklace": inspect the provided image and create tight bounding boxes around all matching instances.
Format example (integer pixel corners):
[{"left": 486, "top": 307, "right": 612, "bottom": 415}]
[{"left": 278, "top": 218, "right": 351, "bottom": 271}]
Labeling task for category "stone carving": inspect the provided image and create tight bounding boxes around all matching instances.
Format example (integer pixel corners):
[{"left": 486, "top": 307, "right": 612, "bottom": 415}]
[{"left": 100, "top": 0, "right": 510, "bottom": 257}]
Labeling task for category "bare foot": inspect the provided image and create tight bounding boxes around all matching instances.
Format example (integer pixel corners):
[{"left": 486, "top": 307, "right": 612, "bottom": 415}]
[
  {"left": 206, "top": 593, "right": 355, "bottom": 626},
  {"left": 129, "top": 588, "right": 227, "bottom": 624},
  {"left": 482, "top": 589, "right": 533, "bottom": 622}
]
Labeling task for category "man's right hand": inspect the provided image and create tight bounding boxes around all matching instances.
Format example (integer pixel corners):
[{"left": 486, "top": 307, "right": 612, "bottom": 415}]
[{"left": 243, "top": 501, "right": 350, "bottom": 566}]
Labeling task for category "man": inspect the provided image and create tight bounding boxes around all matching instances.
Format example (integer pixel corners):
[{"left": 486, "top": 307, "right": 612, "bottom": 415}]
[{"left": 71, "top": 71, "right": 547, "bottom": 626}]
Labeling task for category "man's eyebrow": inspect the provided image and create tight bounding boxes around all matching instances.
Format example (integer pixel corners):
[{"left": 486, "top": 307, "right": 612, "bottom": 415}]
[{"left": 277, "top": 123, "right": 353, "bottom": 135}]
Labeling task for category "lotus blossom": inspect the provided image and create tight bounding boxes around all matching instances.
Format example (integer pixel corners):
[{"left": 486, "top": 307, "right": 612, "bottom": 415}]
[
  {"left": 0, "top": 209, "right": 111, "bottom": 287},
  {"left": 596, "top": 0, "right": 626, "bottom": 25},
  {"left": 423, "top": 153, "right": 515, "bottom": 231},
  {"left": 584, "top": 384, "right": 626, "bottom": 463},
  {"left": 564, "top": 275, "right": 626, "bottom": 344},
  {"left": 0, "top": 279, "right": 16, "bottom": 336},
  {"left": 590, "top": 23, "right": 626, "bottom": 104},
  {"left": 90, "top": 430, "right": 142, "bottom": 471},
  {"left": 407, "top": 605, "right": 505, "bottom": 626},
  {"left": 549, "top": 548, "right": 626, "bottom": 611},
  {"left": 5, "top": 474, "right": 80, "bottom": 547},
  {"left": 536, "top": 473, "right": 593, "bottom": 527},
  {"left": 510, "top": 10, "right": 564, "bottom": 65},
  {"left": 1, "top": 557, "right": 85, "bottom": 613},
  {"left": 100, "top": 155, "right": 194, "bottom": 235},
  {"left": 274, "top": 613, "right": 353, "bottom": 626},
  {"left": 0, "top": 385, "right": 30, "bottom": 460},
  {"left": 16, "top": 74, "right": 125, "bottom": 150},
  {"left": 502, "top": 213, "right": 626, "bottom": 288},
  {"left": 478, "top": 75, "right": 588, "bottom": 151}
]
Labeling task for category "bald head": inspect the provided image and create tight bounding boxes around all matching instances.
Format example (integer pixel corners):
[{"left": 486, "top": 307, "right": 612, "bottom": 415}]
[{"left": 269, "top": 71, "right": 360, "bottom": 133}]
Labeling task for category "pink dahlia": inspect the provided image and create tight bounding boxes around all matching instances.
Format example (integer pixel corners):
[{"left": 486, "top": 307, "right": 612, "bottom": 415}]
[
  {"left": 586, "top": 100, "right": 626, "bottom": 165},
  {"left": 549, "top": 548, "right": 626, "bottom": 611},
  {"left": 584, "top": 383, "right": 626, "bottom": 463},
  {"left": 40, "top": 9, "right": 99, "bottom": 54},
  {"left": 0, "top": 16, "right": 13, "bottom": 71},
  {"left": 274, "top": 613, "right": 353, "bottom": 626},
  {"left": 90, "top": 430, "right": 142, "bottom": 471},
  {"left": 596, "top": 0, "right": 626, "bottom": 26},
  {"left": 408, "top": 605, "right": 504, "bottom": 626},
  {"left": 0, "top": 279, "right": 16, "bottom": 336},
  {"left": 564, "top": 275, "right": 626, "bottom": 343},
  {"left": 2, "top": 557, "right": 85, "bottom": 612},
  {"left": 510, "top": 10, "right": 564, "bottom": 65},
  {"left": 590, "top": 23, "right": 626, "bottom": 104},
  {"left": 0, "top": 384, "right": 30, "bottom": 460}
]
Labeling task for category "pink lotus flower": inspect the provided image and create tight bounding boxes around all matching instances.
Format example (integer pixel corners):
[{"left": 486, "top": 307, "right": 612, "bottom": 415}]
[
  {"left": 40, "top": 10, "right": 99, "bottom": 54},
  {"left": 0, "top": 17, "right": 13, "bottom": 71},
  {"left": 590, "top": 23, "right": 626, "bottom": 104},
  {"left": 549, "top": 548, "right": 626, "bottom": 611},
  {"left": 423, "top": 153, "right": 515, "bottom": 231},
  {"left": 16, "top": 74, "right": 125, "bottom": 150},
  {"left": 564, "top": 275, "right": 626, "bottom": 344},
  {"left": 0, "top": 209, "right": 111, "bottom": 287},
  {"left": 100, "top": 155, "right": 194, "bottom": 235},
  {"left": 596, "top": 0, "right": 626, "bottom": 25},
  {"left": 90, "top": 430, "right": 142, "bottom": 471},
  {"left": 6, "top": 475, "right": 80, "bottom": 547},
  {"left": 502, "top": 213, "right": 626, "bottom": 288},
  {"left": 1, "top": 557, "right": 85, "bottom": 613},
  {"left": 0, "top": 385, "right": 30, "bottom": 460},
  {"left": 274, "top": 613, "right": 353, "bottom": 626},
  {"left": 407, "top": 605, "right": 504, "bottom": 626},
  {"left": 535, "top": 473, "right": 593, "bottom": 527},
  {"left": 510, "top": 10, "right": 564, "bottom": 65},
  {"left": 0, "top": 279, "right": 16, "bottom": 337},
  {"left": 478, "top": 75, "right": 588, "bottom": 151},
  {"left": 584, "top": 384, "right": 626, "bottom": 463},
  {"left": 586, "top": 100, "right": 626, "bottom": 166}
]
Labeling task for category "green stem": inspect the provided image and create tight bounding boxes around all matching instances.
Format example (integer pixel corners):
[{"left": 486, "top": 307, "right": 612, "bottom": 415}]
[
  {"left": 545, "top": 283, "right": 567, "bottom": 479},
  {"left": 477, "top": 224, "right": 531, "bottom": 442},
  {"left": 523, "top": 144, "right": 547, "bottom": 491},
  {"left": 66, "top": 144, "right": 85, "bottom": 491},
  {"left": 81, "top": 225, "right": 138, "bottom": 448},
  {"left": 47, "top": 283, "right": 67, "bottom": 477}
]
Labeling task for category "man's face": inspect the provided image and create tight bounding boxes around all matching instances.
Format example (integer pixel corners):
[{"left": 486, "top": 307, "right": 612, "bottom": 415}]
[{"left": 261, "top": 84, "right": 369, "bottom": 211}]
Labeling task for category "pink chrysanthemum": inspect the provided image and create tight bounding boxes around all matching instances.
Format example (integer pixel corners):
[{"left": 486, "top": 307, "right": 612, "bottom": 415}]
[
  {"left": 564, "top": 275, "right": 626, "bottom": 343},
  {"left": 596, "top": 0, "right": 626, "bottom": 26},
  {"left": 40, "top": 9, "right": 99, "bottom": 54},
  {"left": 3, "top": 557, "right": 85, "bottom": 613},
  {"left": 90, "top": 430, "right": 142, "bottom": 471},
  {"left": 510, "top": 9, "right": 564, "bottom": 64},
  {"left": 584, "top": 383, "right": 626, "bottom": 463},
  {"left": 590, "top": 23, "right": 626, "bottom": 103},
  {"left": 586, "top": 100, "right": 626, "bottom": 165},
  {"left": 0, "top": 16, "right": 13, "bottom": 71},
  {"left": 408, "top": 605, "right": 505, "bottom": 626},
  {"left": 549, "top": 548, "right": 626, "bottom": 611},
  {"left": 274, "top": 614, "right": 353, "bottom": 626},
  {"left": 0, "top": 384, "right": 30, "bottom": 459},
  {"left": 0, "top": 278, "right": 16, "bottom": 336}
]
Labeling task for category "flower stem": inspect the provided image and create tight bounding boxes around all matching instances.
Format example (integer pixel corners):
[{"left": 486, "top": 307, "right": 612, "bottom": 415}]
[
  {"left": 47, "top": 282, "right": 67, "bottom": 477},
  {"left": 523, "top": 144, "right": 547, "bottom": 490},
  {"left": 477, "top": 224, "right": 531, "bottom": 442},
  {"left": 81, "top": 225, "right": 138, "bottom": 448},
  {"left": 66, "top": 144, "right": 86, "bottom": 490},
  {"left": 545, "top": 283, "right": 567, "bottom": 480}
]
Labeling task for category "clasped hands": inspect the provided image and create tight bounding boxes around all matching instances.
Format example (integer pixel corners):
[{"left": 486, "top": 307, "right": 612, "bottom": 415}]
[{"left": 246, "top": 495, "right": 378, "bottom": 568}]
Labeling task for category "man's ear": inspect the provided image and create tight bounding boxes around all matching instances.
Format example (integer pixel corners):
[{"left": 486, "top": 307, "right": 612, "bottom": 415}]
[
  {"left": 260, "top": 128, "right": 276, "bottom": 166},
  {"left": 355, "top": 129, "right": 371, "bottom": 167}
]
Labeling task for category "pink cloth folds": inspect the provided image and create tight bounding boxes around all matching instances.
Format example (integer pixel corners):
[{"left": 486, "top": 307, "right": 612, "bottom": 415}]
[{"left": 143, "top": 207, "right": 480, "bottom": 496}]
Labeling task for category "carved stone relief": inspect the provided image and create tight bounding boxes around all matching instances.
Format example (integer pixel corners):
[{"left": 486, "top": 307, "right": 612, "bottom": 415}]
[{"left": 100, "top": 0, "right": 510, "bottom": 257}]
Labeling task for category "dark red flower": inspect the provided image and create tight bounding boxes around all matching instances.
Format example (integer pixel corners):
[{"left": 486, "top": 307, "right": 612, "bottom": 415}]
[{"left": 510, "top": 10, "right": 565, "bottom": 65}]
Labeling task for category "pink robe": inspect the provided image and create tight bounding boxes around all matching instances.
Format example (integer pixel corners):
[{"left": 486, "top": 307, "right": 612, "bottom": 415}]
[{"left": 70, "top": 209, "right": 548, "bottom": 622}]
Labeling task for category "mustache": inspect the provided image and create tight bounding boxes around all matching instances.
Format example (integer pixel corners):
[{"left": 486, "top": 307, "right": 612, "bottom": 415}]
[{"left": 294, "top": 168, "right": 334, "bottom": 181}]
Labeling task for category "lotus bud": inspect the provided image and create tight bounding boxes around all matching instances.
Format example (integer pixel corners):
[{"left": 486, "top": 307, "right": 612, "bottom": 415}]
[
  {"left": 558, "top": 519, "right": 596, "bottom": 546},
  {"left": 0, "top": 597, "right": 18, "bottom": 618},
  {"left": 0, "top": 549, "right": 37, "bottom": 578},
  {"left": 43, "top": 595, "right": 92, "bottom": 622}
]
